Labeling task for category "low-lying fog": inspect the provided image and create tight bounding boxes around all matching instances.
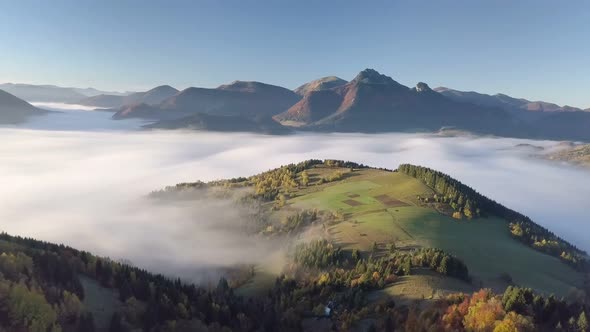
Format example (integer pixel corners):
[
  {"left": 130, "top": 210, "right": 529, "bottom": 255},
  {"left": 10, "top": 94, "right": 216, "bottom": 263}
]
[{"left": 1, "top": 106, "right": 589, "bottom": 282}]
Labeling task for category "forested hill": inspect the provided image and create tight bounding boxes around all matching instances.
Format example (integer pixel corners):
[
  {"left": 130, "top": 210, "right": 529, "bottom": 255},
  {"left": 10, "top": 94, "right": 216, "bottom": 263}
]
[
  {"left": 1, "top": 160, "right": 590, "bottom": 331},
  {"left": 154, "top": 159, "right": 588, "bottom": 272},
  {"left": 398, "top": 164, "right": 588, "bottom": 271},
  {"left": 0, "top": 160, "right": 590, "bottom": 332},
  {"left": 0, "top": 232, "right": 273, "bottom": 331},
  {"left": 1, "top": 232, "right": 588, "bottom": 332}
]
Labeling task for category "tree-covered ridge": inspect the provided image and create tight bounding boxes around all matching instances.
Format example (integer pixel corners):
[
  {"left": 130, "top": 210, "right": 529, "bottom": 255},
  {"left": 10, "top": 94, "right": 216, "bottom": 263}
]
[
  {"left": 152, "top": 160, "right": 588, "bottom": 272},
  {"left": 0, "top": 232, "right": 284, "bottom": 331},
  {"left": 0, "top": 230, "right": 468, "bottom": 332},
  {"left": 0, "top": 229, "right": 587, "bottom": 330},
  {"left": 151, "top": 159, "right": 372, "bottom": 202},
  {"left": 398, "top": 164, "right": 588, "bottom": 270}
]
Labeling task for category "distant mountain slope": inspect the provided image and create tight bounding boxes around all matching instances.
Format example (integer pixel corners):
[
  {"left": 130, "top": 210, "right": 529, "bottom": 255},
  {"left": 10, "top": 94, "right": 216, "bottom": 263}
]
[
  {"left": 434, "top": 87, "right": 585, "bottom": 114},
  {"left": 530, "top": 111, "right": 590, "bottom": 141},
  {"left": 0, "top": 83, "right": 87, "bottom": 103},
  {"left": 0, "top": 83, "right": 132, "bottom": 103},
  {"left": 78, "top": 85, "right": 179, "bottom": 108},
  {"left": 0, "top": 89, "right": 48, "bottom": 123},
  {"left": 144, "top": 112, "right": 292, "bottom": 134},
  {"left": 433, "top": 87, "right": 590, "bottom": 141},
  {"left": 71, "top": 87, "right": 132, "bottom": 97},
  {"left": 114, "top": 81, "right": 301, "bottom": 120},
  {"left": 294, "top": 76, "right": 348, "bottom": 96},
  {"left": 275, "top": 69, "right": 518, "bottom": 134}
]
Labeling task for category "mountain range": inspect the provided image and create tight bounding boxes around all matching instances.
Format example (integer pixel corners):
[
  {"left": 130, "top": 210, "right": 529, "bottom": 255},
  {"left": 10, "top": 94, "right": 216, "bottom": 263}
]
[
  {"left": 2, "top": 70, "right": 590, "bottom": 140},
  {"left": 274, "top": 69, "right": 522, "bottom": 135},
  {"left": 0, "top": 83, "right": 133, "bottom": 103},
  {"left": 434, "top": 87, "right": 586, "bottom": 115},
  {"left": 110, "top": 69, "right": 590, "bottom": 140},
  {"left": 112, "top": 81, "right": 301, "bottom": 121}
]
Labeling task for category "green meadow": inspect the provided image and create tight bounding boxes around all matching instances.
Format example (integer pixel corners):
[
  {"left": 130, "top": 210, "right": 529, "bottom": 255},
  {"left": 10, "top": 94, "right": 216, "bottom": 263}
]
[{"left": 286, "top": 168, "right": 583, "bottom": 296}]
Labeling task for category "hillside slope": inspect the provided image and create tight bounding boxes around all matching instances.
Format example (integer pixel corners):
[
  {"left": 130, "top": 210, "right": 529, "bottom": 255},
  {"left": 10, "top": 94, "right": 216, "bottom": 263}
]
[
  {"left": 547, "top": 143, "right": 590, "bottom": 168},
  {"left": 0, "top": 89, "right": 48, "bottom": 124},
  {"left": 158, "top": 160, "right": 587, "bottom": 297},
  {"left": 144, "top": 112, "right": 292, "bottom": 134},
  {"left": 1, "top": 160, "right": 588, "bottom": 331},
  {"left": 294, "top": 76, "right": 348, "bottom": 96},
  {"left": 0, "top": 83, "right": 87, "bottom": 103}
]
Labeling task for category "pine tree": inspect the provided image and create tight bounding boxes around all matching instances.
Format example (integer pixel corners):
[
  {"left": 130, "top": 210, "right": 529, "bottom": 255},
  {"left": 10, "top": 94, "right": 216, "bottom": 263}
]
[
  {"left": 351, "top": 249, "right": 360, "bottom": 262},
  {"left": 388, "top": 241, "right": 396, "bottom": 254}
]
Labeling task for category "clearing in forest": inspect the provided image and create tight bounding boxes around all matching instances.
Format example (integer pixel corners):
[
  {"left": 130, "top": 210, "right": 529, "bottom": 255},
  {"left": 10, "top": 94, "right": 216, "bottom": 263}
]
[
  {"left": 287, "top": 167, "right": 583, "bottom": 296},
  {"left": 80, "top": 276, "right": 122, "bottom": 331}
]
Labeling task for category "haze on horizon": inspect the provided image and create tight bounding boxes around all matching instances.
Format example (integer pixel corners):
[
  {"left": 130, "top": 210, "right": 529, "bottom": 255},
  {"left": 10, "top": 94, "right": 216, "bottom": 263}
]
[{"left": 1, "top": 1, "right": 589, "bottom": 108}]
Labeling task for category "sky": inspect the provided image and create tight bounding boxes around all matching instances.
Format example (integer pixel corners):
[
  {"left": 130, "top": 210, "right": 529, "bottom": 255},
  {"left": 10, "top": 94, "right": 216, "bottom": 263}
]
[{"left": 0, "top": 1, "right": 589, "bottom": 107}]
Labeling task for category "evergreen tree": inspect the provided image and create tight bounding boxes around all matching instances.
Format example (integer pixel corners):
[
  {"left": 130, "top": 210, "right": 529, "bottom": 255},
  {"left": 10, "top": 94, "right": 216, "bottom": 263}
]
[
  {"left": 388, "top": 241, "right": 396, "bottom": 254},
  {"left": 351, "top": 249, "right": 360, "bottom": 262}
]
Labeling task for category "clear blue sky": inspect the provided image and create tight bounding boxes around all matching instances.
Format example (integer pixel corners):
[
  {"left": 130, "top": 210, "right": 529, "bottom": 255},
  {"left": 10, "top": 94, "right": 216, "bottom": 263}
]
[{"left": 1, "top": 1, "right": 588, "bottom": 107}]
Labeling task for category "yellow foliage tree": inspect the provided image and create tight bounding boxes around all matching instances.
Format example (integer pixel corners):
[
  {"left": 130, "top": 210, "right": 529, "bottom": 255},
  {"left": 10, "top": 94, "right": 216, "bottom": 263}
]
[
  {"left": 463, "top": 297, "right": 505, "bottom": 332},
  {"left": 493, "top": 312, "right": 535, "bottom": 332}
]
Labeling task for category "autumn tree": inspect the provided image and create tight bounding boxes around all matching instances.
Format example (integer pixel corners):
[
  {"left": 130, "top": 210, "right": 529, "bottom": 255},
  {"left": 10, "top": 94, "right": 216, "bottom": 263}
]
[
  {"left": 464, "top": 297, "right": 505, "bottom": 332},
  {"left": 579, "top": 311, "right": 589, "bottom": 332},
  {"left": 493, "top": 311, "right": 534, "bottom": 332},
  {"left": 300, "top": 171, "right": 309, "bottom": 186}
]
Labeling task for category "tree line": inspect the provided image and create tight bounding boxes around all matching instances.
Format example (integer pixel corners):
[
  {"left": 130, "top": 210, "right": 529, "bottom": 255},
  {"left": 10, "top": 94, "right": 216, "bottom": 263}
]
[{"left": 398, "top": 164, "right": 588, "bottom": 271}]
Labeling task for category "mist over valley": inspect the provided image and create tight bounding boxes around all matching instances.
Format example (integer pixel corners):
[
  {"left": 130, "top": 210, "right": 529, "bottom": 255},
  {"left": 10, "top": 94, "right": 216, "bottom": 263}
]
[{"left": 2, "top": 106, "right": 589, "bottom": 285}]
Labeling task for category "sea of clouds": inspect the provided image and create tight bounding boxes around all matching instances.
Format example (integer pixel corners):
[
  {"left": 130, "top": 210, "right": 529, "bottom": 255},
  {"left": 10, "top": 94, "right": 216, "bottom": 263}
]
[{"left": 1, "top": 107, "right": 589, "bottom": 282}]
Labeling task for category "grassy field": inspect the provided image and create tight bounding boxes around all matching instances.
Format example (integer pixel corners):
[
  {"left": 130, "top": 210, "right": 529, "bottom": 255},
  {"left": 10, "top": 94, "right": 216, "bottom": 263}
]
[
  {"left": 286, "top": 168, "right": 583, "bottom": 296},
  {"left": 369, "top": 269, "right": 476, "bottom": 306}
]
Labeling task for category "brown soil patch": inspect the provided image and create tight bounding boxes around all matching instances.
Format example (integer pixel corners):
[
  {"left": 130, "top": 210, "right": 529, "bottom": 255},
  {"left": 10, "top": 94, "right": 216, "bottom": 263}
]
[
  {"left": 347, "top": 193, "right": 360, "bottom": 198},
  {"left": 374, "top": 194, "right": 409, "bottom": 207},
  {"left": 343, "top": 199, "right": 363, "bottom": 206}
]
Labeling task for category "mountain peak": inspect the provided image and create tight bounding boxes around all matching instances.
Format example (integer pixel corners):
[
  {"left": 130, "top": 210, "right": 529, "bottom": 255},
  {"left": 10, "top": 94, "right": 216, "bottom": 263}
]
[
  {"left": 146, "top": 85, "right": 178, "bottom": 94},
  {"left": 294, "top": 76, "right": 348, "bottom": 96},
  {"left": 152, "top": 85, "right": 177, "bottom": 91},
  {"left": 352, "top": 69, "right": 398, "bottom": 85},
  {"left": 217, "top": 80, "right": 268, "bottom": 92},
  {"left": 415, "top": 82, "right": 432, "bottom": 93}
]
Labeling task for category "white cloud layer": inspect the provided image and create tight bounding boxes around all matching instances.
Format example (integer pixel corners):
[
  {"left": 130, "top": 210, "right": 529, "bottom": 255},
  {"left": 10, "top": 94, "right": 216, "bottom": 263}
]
[
  {"left": 1, "top": 110, "right": 589, "bottom": 282},
  {"left": 31, "top": 102, "right": 103, "bottom": 112}
]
